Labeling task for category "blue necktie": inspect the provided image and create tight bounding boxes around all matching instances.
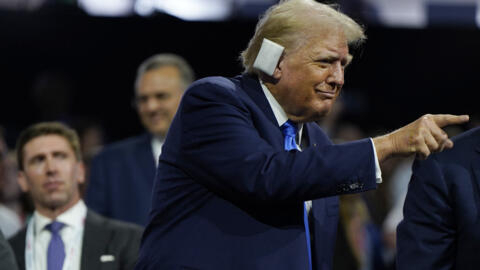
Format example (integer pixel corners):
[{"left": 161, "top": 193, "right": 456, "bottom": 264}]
[
  {"left": 280, "top": 120, "right": 312, "bottom": 270},
  {"left": 46, "top": 221, "right": 66, "bottom": 270}
]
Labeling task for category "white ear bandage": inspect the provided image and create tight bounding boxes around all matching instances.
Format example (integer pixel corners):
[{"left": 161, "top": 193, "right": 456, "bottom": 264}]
[{"left": 253, "top": 38, "right": 285, "bottom": 76}]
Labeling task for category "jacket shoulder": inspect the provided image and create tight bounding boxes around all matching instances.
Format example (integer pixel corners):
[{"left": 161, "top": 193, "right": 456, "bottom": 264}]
[
  {"left": 86, "top": 210, "right": 143, "bottom": 235},
  {"left": 430, "top": 126, "right": 480, "bottom": 164},
  {"left": 189, "top": 76, "right": 237, "bottom": 91},
  {"left": 95, "top": 134, "right": 150, "bottom": 158}
]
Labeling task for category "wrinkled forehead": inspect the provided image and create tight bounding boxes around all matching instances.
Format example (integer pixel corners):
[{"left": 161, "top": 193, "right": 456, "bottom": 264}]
[{"left": 292, "top": 26, "right": 349, "bottom": 57}]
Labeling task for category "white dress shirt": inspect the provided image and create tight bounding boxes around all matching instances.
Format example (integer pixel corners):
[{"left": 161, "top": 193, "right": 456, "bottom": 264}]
[
  {"left": 259, "top": 81, "right": 382, "bottom": 212},
  {"left": 31, "top": 200, "right": 86, "bottom": 270},
  {"left": 151, "top": 136, "right": 164, "bottom": 167}
]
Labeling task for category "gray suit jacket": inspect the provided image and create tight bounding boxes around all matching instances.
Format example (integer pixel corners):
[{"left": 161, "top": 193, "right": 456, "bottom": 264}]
[
  {"left": 9, "top": 210, "right": 143, "bottom": 270},
  {"left": 1, "top": 230, "right": 18, "bottom": 270}
]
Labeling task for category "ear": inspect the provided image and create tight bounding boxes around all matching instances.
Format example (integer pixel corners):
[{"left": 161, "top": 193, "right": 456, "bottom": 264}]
[
  {"left": 75, "top": 162, "right": 86, "bottom": 185},
  {"left": 17, "top": 171, "right": 30, "bottom": 193},
  {"left": 272, "top": 54, "right": 285, "bottom": 80}
]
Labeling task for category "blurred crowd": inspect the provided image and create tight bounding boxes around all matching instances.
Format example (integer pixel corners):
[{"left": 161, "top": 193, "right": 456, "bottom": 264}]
[{"left": 1, "top": 51, "right": 478, "bottom": 270}]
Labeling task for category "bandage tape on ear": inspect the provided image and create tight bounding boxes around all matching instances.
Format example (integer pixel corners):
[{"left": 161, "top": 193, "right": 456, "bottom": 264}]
[{"left": 253, "top": 38, "right": 285, "bottom": 76}]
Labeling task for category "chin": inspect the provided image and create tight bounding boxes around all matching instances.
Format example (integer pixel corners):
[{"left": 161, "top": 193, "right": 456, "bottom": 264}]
[
  {"left": 311, "top": 108, "right": 330, "bottom": 121},
  {"left": 150, "top": 129, "right": 167, "bottom": 138},
  {"left": 45, "top": 199, "right": 68, "bottom": 210}
]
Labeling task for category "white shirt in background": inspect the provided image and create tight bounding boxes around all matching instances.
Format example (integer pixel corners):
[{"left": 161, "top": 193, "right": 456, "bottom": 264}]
[{"left": 31, "top": 200, "right": 86, "bottom": 270}]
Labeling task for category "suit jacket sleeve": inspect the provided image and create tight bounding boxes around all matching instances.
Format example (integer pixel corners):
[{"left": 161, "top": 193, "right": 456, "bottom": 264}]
[
  {"left": 396, "top": 157, "right": 456, "bottom": 269},
  {"left": 166, "top": 77, "right": 377, "bottom": 203}
]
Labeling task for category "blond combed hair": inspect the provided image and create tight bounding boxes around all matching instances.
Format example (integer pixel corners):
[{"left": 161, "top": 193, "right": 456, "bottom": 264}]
[{"left": 240, "top": 0, "right": 366, "bottom": 74}]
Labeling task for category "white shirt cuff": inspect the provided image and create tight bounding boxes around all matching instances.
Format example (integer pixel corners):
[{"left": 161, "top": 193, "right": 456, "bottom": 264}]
[{"left": 369, "top": 138, "right": 382, "bottom": 184}]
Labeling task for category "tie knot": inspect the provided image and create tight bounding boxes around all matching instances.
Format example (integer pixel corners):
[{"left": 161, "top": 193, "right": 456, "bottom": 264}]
[
  {"left": 46, "top": 221, "right": 65, "bottom": 234},
  {"left": 281, "top": 120, "right": 298, "bottom": 151},
  {"left": 281, "top": 120, "right": 298, "bottom": 137}
]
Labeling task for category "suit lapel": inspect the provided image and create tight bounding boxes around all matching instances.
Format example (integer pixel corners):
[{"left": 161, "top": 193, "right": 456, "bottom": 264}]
[
  {"left": 10, "top": 229, "right": 27, "bottom": 270},
  {"left": 304, "top": 122, "right": 331, "bottom": 148},
  {"left": 306, "top": 123, "right": 323, "bottom": 218},
  {"left": 303, "top": 123, "right": 317, "bottom": 148},
  {"left": 81, "top": 211, "right": 110, "bottom": 270},
  {"left": 134, "top": 134, "right": 156, "bottom": 186}
]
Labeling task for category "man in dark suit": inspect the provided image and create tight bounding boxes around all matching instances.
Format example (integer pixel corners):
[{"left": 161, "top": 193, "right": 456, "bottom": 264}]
[
  {"left": 85, "top": 54, "right": 195, "bottom": 226},
  {"left": 9, "top": 122, "right": 142, "bottom": 270},
  {"left": 135, "top": 1, "right": 468, "bottom": 269},
  {"left": 1, "top": 230, "right": 18, "bottom": 270},
  {"left": 396, "top": 126, "right": 480, "bottom": 269}
]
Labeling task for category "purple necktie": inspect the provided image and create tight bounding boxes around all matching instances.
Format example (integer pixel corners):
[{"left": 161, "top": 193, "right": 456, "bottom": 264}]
[
  {"left": 280, "top": 120, "right": 312, "bottom": 270},
  {"left": 46, "top": 221, "right": 65, "bottom": 270}
]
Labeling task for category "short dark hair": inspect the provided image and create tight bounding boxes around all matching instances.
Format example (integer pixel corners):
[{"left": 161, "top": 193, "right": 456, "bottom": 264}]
[{"left": 16, "top": 122, "right": 82, "bottom": 171}]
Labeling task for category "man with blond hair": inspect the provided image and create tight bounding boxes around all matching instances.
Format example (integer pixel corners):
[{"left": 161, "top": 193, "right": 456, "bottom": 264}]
[{"left": 136, "top": 1, "right": 468, "bottom": 269}]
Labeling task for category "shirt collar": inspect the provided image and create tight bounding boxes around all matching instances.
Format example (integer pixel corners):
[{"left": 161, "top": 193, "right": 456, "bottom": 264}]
[
  {"left": 151, "top": 136, "right": 164, "bottom": 166},
  {"left": 259, "top": 79, "right": 304, "bottom": 143},
  {"left": 34, "top": 200, "right": 87, "bottom": 235}
]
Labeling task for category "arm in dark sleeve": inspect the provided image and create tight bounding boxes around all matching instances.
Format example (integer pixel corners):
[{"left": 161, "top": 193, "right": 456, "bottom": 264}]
[
  {"left": 396, "top": 158, "right": 456, "bottom": 269},
  {"left": 169, "top": 78, "right": 377, "bottom": 203}
]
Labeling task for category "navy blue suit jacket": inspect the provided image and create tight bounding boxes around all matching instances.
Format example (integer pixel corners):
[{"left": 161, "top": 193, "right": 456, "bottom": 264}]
[
  {"left": 397, "top": 127, "right": 480, "bottom": 270},
  {"left": 85, "top": 134, "right": 156, "bottom": 226},
  {"left": 136, "top": 74, "right": 378, "bottom": 270}
]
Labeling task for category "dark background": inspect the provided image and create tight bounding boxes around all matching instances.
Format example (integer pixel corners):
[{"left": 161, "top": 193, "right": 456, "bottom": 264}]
[{"left": 1, "top": 4, "right": 478, "bottom": 146}]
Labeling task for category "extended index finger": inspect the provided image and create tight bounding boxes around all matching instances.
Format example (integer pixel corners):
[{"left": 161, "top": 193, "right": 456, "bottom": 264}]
[{"left": 431, "top": 114, "right": 469, "bottom": 128}]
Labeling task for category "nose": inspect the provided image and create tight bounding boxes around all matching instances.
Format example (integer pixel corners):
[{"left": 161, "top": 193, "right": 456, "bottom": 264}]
[
  {"left": 326, "top": 62, "right": 344, "bottom": 87},
  {"left": 45, "top": 156, "right": 57, "bottom": 175},
  {"left": 144, "top": 97, "right": 162, "bottom": 112}
]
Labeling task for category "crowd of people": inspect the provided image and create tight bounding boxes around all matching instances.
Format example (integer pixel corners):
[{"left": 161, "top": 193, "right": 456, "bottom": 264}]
[{"left": 1, "top": 0, "right": 477, "bottom": 269}]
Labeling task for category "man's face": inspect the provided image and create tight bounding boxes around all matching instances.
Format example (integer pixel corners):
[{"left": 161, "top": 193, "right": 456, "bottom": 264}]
[
  {"left": 136, "top": 66, "right": 184, "bottom": 137},
  {"left": 271, "top": 28, "right": 351, "bottom": 123},
  {"left": 18, "top": 135, "right": 84, "bottom": 212}
]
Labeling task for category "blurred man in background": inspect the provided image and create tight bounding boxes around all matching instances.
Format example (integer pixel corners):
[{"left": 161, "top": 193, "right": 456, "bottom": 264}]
[
  {"left": 9, "top": 122, "right": 142, "bottom": 270},
  {"left": 0, "top": 127, "right": 23, "bottom": 238},
  {"left": 85, "top": 53, "right": 195, "bottom": 226}
]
